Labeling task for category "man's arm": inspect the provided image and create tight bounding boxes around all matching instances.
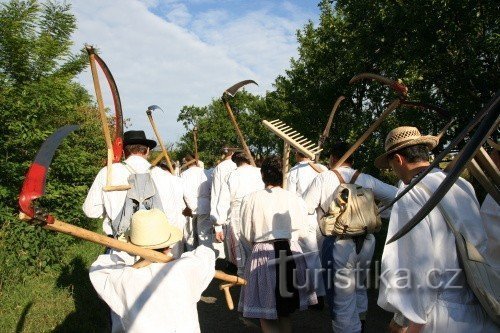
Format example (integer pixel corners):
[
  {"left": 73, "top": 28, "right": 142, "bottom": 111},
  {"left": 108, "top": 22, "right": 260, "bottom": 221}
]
[
  {"left": 302, "top": 174, "right": 323, "bottom": 215},
  {"left": 82, "top": 169, "right": 106, "bottom": 218}
]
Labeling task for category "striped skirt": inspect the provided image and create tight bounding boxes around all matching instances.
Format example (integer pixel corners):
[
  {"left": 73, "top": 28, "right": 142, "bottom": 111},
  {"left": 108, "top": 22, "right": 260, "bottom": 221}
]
[{"left": 238, "top": 240, "right": 318, "bottom": 319}]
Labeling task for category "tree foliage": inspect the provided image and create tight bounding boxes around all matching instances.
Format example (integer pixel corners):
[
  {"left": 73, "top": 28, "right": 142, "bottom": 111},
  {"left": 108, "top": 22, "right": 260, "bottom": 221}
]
[{"left": 0, "top": 0, "right": 103, "bottom": 281}]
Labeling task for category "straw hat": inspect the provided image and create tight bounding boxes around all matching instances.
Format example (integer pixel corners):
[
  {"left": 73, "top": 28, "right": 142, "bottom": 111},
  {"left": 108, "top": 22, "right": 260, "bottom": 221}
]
[
  {"left": 129, "top": 209, "right": 182, "bottom": 249},
  {"left": 375, "top": 126, "right": 439, "bottom": 169}
]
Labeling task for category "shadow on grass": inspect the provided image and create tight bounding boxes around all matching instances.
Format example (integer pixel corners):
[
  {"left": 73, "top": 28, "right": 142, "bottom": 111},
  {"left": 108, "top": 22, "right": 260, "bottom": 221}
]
[
  {"left": 53, "top": 257, "right": 110, "bottom": 333},
  {"left": 15, "top": 301, "right": 32, "bottom": 333}
]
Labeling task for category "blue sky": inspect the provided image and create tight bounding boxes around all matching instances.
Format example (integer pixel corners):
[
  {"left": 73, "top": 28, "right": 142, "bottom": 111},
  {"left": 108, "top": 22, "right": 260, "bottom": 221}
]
[{"left": 68, "top": 0, "right": 321, "bottom": 144}]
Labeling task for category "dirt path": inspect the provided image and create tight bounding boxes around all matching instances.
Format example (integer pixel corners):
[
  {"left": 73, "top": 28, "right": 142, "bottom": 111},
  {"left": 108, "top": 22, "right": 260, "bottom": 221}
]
[{"left": 197, "top": 266, "right": 392, "bottom": 332}]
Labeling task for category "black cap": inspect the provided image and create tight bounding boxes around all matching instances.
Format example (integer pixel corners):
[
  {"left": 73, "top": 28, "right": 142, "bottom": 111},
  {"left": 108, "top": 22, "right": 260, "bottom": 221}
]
[{"left": 123, "top": 130, "right": 157, "bottom": 149}]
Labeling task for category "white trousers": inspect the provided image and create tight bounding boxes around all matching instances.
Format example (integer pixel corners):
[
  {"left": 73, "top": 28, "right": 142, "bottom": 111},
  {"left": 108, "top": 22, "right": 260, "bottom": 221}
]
[
  {"left": 184, "top": 214, "right": 224, "bottom": 257},
  {"left": 323, "top": 234, "right": 375, "bottom": 333}
]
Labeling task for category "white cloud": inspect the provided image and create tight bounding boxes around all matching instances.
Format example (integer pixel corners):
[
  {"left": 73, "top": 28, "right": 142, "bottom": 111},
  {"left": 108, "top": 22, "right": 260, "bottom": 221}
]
[{"left": 67, "top": 0, "right": 316, "bottom": 144}]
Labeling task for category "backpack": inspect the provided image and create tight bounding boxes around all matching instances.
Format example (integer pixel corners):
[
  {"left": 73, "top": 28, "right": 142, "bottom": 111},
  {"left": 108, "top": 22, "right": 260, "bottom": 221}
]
[
  {"left": 111, "top": 164, "right": 164, "bottom": 237},
  {"left": 319, "top": 169, "right": 381, "bottom": 238},
  {"left": 418, "top": 183, "right": 500, "bottom": 326}
]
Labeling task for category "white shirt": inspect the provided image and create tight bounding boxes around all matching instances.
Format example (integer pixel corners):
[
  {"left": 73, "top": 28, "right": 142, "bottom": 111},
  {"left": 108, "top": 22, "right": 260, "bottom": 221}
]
[
  {"left": 83, "top": 155, "right": 186, "bottom": 234},
  {"left": 215, "top": 164, "right": 264, "bottom": 228},
  {"left": 287, "top": 160, "right": 327, "bottom": 196},
  {"left": 181, "top": 166, "right": 211, "bottom": 215},
  {"left": 210, "top": 159, "right": 237, "bottom": 224},
  {"left": 89, "top": 246, "right": 215, "bottom": 333},
  {"left": 302, "top": 166, "right": 397, "bottom": 220},
  {"left": 240, "top": 187, "right": 308, "bottom": 243},
  {"left": 480, "top": 194, "right": 500, "bottom": 270},
  {"left": 378, "top": 169, "right": 490, "bottom": 328}
]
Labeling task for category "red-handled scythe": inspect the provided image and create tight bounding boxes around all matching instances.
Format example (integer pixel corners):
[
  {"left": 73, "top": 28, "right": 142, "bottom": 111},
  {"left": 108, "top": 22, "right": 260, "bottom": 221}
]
[{"left": 19, "top": 126, "right": 246, "bottom": 308}]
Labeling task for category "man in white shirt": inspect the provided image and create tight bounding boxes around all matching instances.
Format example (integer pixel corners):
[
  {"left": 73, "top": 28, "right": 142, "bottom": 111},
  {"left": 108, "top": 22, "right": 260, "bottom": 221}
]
[
  {"left": 210, "top": 146, "right": 237, "bottom": 238},
  {"left": 214, "top": 151, "right": 264, "bottom": 275},
  {"left": 83, "top": 130, "right": 186, "bottom": 256},
  {"left": 180, "top": 153, "right": 213, "bottom": 252},
  {"left": 303, "top": 142, "right": 397, "bottom": 333},
  {"left": 287, "top": 150, "right": 328, "bottom": 303},
  {"left": 375, "top": 126, "right": 495, "bottom": 333},
  {"left": 89, "top": 209, "right": 215, "bottom": 333}
]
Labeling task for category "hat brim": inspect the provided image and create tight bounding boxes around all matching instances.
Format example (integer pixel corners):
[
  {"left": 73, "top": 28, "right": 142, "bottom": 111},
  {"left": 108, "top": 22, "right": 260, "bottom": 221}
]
[
  {"left": 374, "top": 136, "right": 439, "bottom": 169},
  {"left": 131, "top": 225, "right": 182, "bottom": 249},
  {"left": 124, "top": 138, "right": 157, "bottom": 150}
]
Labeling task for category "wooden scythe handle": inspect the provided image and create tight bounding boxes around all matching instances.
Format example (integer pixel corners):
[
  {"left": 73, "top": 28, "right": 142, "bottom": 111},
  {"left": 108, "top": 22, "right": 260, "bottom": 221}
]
[
  {"left": 222, "top": 99, "right": 256, "bottom": 166},
  {"left": 151, "top": 153, "right": 164, "bottom": 167},
  {"left": 19, "top": 212, "right": 247, "bottom": 286},
  {"left": 282, "top": 142, "right": 291, "bottom": 188},
  {"left": 88, "top": 51, "right": 130, "bottom": 192},
  {"left": 308, "top": 161, "right": 323, "bottom": 173},
  {"left": 333, "top": 99, "right": 401, "bottom": 169},
  {"left": 467, "top": 158, "right": 500, "bottom": 204},
  {"left": 193, "top": 127, "right": 199, "bottom": 166},
  {"left": 146, "top": 111, "right": 174, "bottom": 174}
]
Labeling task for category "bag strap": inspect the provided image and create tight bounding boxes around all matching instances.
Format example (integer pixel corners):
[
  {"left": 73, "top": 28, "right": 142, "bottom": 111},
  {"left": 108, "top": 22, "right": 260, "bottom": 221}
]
[
  {"left": 350, "top": 170, "right": 361, "bottom": 184},
  {"left": 332, "top": 169, "right": 346, "bottom": 184}
]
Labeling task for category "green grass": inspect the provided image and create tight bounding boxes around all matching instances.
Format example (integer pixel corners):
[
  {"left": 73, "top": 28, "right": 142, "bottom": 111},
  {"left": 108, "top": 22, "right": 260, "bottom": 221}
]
[{"left": 0, "top": 232, "right": 111, "bottom": 333}]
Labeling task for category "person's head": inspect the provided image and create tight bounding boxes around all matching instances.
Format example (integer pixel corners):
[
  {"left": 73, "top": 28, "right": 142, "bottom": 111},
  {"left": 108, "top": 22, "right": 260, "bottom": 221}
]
[
  {"left": 260, "top": 156, "right": 282, "bottom": 187},
  {"left": 123, "top": 130, "right": 157, "bottom": 158},
  {"left": 231, "top": 150, "right": 252, "bottom": 167},
  {"left": 183, "top": 153, "right": 197, "bottom": 168},
  {"left": 294, "top": 149, "right": 309, "bottom": 162},
  {"left": 221, "top": 145, "right": 239, "bottom": 159},
  {"left": 328, "top": 142, "right": 353, "bottom": 167},
  {"left": 375, "top": 126, "right": 438, "bottom": 184},
  {"left": 129, "top": 209, "right": 182, "bottom": 254}
]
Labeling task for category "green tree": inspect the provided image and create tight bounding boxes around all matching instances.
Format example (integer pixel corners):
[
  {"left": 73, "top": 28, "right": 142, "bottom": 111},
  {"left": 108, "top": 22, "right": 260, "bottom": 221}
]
[
  {"left": 271, "top": 0, "right": 499, "bottom": 176},
  {"left": 176, "top": 90, "right": 278, "bottom": 167},
  {"left": 0, "top": 0, "right": 103, "bottom": 282}
]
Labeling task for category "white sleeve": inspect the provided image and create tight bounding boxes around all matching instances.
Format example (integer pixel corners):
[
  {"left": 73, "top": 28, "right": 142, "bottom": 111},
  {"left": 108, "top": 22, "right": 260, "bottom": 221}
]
[
  {"left": 177, "top": 246, "right": 216, "bottom": 301},
  {"left": 214, "top": 176, "right": 231, "bottom": 225},
  {"left": 377, "top": 194, "right": 436, "bottom": 324},
  {"left": 287, "top": 169, "right": 297, "bottom": 194},
  {"left": 88, "top": 254, "right": 127, "bottom": 316},
  {"left": 302, "top": 174, "right": 323, "bottom": 215},
  {"left": 367, "top": 175, "right": 397, "bottom": 219},
  {"left": 239, "top": 195, "right": 254, "bottom": 244},
  {"left": 210, "top": 167, "right": 221, "bottom": 222},
  {"left": 181, "top": 173, "right": 197, "bottom": 211},
  {"left": 82, "top": 169, "right": 106, "bottom": 218}
]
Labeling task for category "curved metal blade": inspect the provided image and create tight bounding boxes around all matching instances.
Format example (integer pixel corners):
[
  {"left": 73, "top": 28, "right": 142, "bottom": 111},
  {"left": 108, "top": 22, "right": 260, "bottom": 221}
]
[
  {"left": 350, "top": 73, "right": 408, "bottom": 97},
  {"left": 147, "top": 105, "right": 164, "bottom": 112},
  {"left": 19, "top": 125, "right": 80, "bottom": 217},
  {"left": 224, "top": 80, "right": 258, "bottom": 97},
  {"left": 386, "top": 93, "right": 500, "bottom": 244}
]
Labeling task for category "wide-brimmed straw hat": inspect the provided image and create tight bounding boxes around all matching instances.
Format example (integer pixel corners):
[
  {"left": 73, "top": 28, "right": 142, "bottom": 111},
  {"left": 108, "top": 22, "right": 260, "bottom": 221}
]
[
  {"left": 375, "top": 126, "right": 439, "bottom": 169},
  {"left": 129, "top": 209, "right": 182, "bottom": 249}
]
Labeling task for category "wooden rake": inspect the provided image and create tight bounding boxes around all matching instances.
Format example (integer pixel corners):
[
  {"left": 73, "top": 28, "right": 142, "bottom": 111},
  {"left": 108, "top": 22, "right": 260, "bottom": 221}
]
[{"left": 262, "top": 120, "right": 324, "bottom": 181}]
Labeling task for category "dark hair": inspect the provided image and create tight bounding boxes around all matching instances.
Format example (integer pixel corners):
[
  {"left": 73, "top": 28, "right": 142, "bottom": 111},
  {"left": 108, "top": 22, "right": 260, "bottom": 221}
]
[
  {"left": 329, "top": 142, "right": 353, "bottom": 164},
  {"left": 124, "top": 144, "right": 149, "bottom": 157},
  {"left": 261, "top": 156, "right": 282, "bottom": 186},
  {"left": 231, "top": 151, "right": 251, "bottom": 166},
  {"left": 184, "top": 153, "right": 195, "bottom": 162},
  {"left": 388, "top": 144, "right": 430, "bottom": 163}
]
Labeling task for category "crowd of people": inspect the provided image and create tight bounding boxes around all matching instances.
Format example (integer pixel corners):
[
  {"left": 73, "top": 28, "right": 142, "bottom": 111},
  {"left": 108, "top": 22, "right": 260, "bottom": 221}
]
[{"left": 83, "top": 127, "right": 498, "bottom": 333}]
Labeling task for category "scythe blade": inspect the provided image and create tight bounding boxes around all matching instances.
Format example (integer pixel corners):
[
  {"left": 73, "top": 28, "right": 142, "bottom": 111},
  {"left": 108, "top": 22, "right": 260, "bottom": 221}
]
[
  {"left": 19, "top": 125, "right": 80, "bottom": 218},
  {"left": 224, "top": 80, "right": 258, "bottom": 97},
  {"left": 350, "top": 73, "right": 408, "bottom": 98}
]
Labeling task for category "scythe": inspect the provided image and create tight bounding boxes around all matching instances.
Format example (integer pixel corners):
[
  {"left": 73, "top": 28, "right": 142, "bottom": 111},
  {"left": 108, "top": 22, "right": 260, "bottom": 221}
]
[
  {"left": 86, "top": 45, "right": 130, "bottom": 192},
  {"left": 18, "top": 127, "right": 246, "bottom": 308},
  {"left": 222, "top": 80, "right": 258, "bottom": 166}
]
